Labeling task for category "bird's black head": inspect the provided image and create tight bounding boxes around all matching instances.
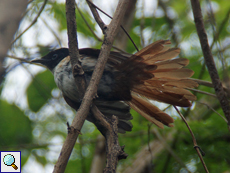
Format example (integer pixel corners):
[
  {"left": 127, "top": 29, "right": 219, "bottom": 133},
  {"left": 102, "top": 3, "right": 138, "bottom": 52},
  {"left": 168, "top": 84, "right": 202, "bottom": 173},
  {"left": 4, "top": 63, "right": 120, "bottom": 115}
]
[{"left": 31, "top": 48, "right": 69, "bottom": 71}]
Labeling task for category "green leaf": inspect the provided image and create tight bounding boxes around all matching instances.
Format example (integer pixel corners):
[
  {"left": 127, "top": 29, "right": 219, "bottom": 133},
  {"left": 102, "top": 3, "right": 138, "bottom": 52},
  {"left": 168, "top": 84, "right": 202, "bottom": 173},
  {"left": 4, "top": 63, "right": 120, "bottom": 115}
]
[
  {"left": 0, "top": 100, "right": 33, "bottom": 146},
  {"left": 33, "top": 150, "right": 47, "bottom": 166},
  {"left": 48, "top": 2, "right": 96, "bottom": 38},
  {"left": 27, "top": 70, "right": 56, "bottom": 112},
  {"left": 75, "top": 10, "right": 96, "bottom": 38},
  {"left": 49, "top": 2, "right": 67, "bottom": 31}
]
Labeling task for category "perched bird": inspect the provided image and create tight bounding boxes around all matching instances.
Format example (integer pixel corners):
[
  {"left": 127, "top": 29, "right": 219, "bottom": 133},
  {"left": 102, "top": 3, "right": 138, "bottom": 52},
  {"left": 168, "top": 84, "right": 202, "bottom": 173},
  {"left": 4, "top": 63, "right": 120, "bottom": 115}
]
[{"left": 31, "top": 40, "right": 198, "bottom": 133}]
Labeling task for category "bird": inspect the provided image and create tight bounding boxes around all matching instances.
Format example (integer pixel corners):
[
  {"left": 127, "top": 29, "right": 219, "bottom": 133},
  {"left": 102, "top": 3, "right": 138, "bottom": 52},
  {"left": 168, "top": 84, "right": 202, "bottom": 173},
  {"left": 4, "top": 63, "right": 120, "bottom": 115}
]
[{"left": 31, "top": 40, "right": 198, "bottom": 133}]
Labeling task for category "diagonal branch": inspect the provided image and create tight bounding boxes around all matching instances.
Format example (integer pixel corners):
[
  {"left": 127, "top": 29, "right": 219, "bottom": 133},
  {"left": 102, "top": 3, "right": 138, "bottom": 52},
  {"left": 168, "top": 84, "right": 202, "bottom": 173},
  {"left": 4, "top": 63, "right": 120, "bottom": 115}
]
[
  {"left": 53, "top": 0, "right": 128, "bottom": 172},
  {"left": 10, "top": 0, "right": 48, "bottom": 46},
  {"left": 190, "top": 0, "right": 230, "bottom": 130},
  {"left": 86, "top": 0, "right": 139, "bottom": 51},
  {"left": 86, "top": 0, "right": 106, "bottom": 33},
  {"left": 174, "top": 106, "right": 209, "bottom": 173}
]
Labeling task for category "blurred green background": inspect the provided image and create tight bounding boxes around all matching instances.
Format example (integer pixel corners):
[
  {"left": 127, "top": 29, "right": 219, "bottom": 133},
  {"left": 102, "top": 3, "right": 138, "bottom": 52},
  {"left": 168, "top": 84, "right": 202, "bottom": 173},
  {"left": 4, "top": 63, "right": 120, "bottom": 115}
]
[{"left": 1, "top": 0, "right": 230, "bottom": 172}]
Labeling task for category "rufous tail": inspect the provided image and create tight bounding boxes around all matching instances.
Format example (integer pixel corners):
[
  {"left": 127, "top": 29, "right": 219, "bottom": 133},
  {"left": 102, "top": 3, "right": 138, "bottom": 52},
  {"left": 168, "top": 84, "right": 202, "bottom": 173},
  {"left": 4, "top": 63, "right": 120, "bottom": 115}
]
[{"left": 124, "top": 40, "right": 198, "bottom": 128}]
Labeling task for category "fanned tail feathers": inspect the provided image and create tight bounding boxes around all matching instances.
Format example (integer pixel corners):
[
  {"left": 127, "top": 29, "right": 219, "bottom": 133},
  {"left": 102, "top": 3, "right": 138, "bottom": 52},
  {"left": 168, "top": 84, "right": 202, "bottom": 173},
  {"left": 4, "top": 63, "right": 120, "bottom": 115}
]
[
  {"left": 127, "top": 93, "right": 174, "bottom": 129},
  {"left": 124, "top": 40, "right": 198, "bottom": 128}
]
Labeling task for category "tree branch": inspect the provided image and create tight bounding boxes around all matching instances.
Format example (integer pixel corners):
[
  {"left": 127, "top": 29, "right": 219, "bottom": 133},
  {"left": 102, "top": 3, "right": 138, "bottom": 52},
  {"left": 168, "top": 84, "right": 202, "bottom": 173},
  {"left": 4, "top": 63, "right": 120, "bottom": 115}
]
[
  {"left": 10, "top": 0, "right": 48, "bottom": 46},
  {"left": 66, "top": 0, "right": 86, "bottom": 99},
  {"left": 53, "top": 0, "right": 86, "bottom": 172},
  {"left": 86, "top": 0, "right": 138, "bottom": 51},
  {"left": 0, "top": 0, "right": 28, "bottom": 84},
  {"left": 190, "top": 0, "right": 230, "bottom": 130},
  {"left": 53, "top": 0, "right": 128, "bottom": 172},
  {"left": 86, "top": 0, "right": 107, "bottom": 33},
  {"left": 174, "top": 106, "right": 209, "bottom": 173},
  {"left": 91, "top": 105, "right": 128, "bottom": 172},
  {"left": 114, "top": 0, "right": 137, "bottom": 50}
]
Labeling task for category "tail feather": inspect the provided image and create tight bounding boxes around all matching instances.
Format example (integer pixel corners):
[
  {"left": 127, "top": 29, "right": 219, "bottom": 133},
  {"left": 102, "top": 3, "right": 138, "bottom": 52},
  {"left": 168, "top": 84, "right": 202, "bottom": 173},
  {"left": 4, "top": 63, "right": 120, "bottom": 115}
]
[
  {"left": 135, "top": 40, "right": 171, "bottom": 57},
  {"left": 146, "top": 78, "right": 198, "bottom": 89},
  {"left": 127, "top": 93, "right": 174, "bottom": 129},
  {"left": 132, "top": 85, "right": 193, "bottom": 107},
  {"left": 153, "top": 68, "right": 194, "bottom": 79},
  {"left": 153, "top": 58, "right": 189, "bottom": 72},
  {"left": 94, "top": 100, "right": 133, "bottom": 133},
  {"left": 164, "top": 79, "right": 198, "bottom": 88},
  {"left": 120, "top": 40, "right": 198, "bottom": 128},
  {"left": 142, "top": 48, "right": 181, "bottom": 63}
]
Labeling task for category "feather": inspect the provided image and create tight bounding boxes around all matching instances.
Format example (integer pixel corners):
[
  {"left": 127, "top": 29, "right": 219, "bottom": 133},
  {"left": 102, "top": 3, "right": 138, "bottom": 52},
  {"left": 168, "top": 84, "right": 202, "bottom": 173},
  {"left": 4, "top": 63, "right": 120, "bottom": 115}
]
[
  {"left": 153, "top": 68, "right": 194, "bottom": 79},
  {"left": 146, "top": 78, "right": 198, "bottom": 89},
  {"left": 132, "top": 86, "right": 193, "bottom": 107},
  {"left": 153, "top": 58, "right": 189, "bottom": 72},
  {"left": 135, "top": 40, "right": 171, "bottom": 57},
  {"left": 142, "top": 48, "right": 181, "bottom": 63},
  {"left": 127, "top": 93, "right": 174, "bottom": 128},
  {"left": 115, "top": 40, "right": 198, "bottom": 128}
]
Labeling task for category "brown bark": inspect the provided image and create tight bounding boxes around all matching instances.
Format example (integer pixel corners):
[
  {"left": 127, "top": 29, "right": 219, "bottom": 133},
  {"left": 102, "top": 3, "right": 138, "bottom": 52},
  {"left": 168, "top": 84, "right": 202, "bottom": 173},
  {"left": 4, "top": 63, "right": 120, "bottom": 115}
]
[
  {"left": 88, "top": 1, "right": 137, "bottom": 171},
  {"left": 190, "top": 0, "right": 230, "bottom": 130},
  {"left": 53, "top": 1, "right": 86, "bottom": 172},
  {"left": 53, "top": 0, "right": 129, "bottom": 172},
  {"left": 66, "top": 0, "right": 86, "bottom": 99},
  {"left": 0, "top": 0, "right": 28, "bottom": 84}
]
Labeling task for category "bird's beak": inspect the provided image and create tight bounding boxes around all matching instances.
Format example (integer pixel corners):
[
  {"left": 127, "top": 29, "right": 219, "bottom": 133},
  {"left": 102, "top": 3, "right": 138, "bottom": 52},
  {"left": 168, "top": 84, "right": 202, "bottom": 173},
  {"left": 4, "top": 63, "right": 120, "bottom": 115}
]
[
  {"left": 30, "top": 58, "right": 50, "bottom": 67},
  {"left": 31, "top": 59, "right": 47, "bottom": 64},
  {"left": 30, "top": 59, "right": 49, "bottom": 65}
]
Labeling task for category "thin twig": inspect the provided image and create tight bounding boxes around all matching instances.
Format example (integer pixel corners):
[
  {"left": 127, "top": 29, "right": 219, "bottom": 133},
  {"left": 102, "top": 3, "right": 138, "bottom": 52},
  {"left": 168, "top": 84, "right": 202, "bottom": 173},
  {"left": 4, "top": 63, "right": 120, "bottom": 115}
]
[
  {"left": 210, "top": 9, "right": 230, "bottom": 50},
  {"left": 76, "top": 3, "right": 102, "bottom": 41},
  {"left": 173, "top": 106, "right": 209, "bottom": 173},
  {"left": 190, "top": 0, "right": 230, "bottom": 130},
  {"left": 188, "top": 88, "right": 217, "bottom": 98},
  {"left": 86, "top": 0, "right": 106, "bottom": 33},
  {"left": 197, "top": 101, "right": 228, "bottom": 123},
  {"left": 76, "top": 3, "right": 128, "bottom": 53},
  {"left": 206, "top": 0, "right": 230, "bottom": 92},
  {"left": 6, "top": 55, "right": 34, "bottom": 64},
  {"left": 86, "top": 0, "right": 139, "bottom": 51},
  {"left": 11, "top": 0, "right": 48, "bottom": 45},
  {"left": 190, "top": 78, "right": 230, "bottom": 97},
  {"left": 40, "top": 17, "right": 62, "bottom": 47},
  {"left": 190, "top": 78, "right": 213, "bottom": 88}
]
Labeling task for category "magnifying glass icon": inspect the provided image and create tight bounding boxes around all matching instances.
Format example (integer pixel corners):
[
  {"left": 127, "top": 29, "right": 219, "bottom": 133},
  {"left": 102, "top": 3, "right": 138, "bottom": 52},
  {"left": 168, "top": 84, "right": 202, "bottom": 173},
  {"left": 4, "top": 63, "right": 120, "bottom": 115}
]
[{"left": 3, "top": 154, "right": 18, "bottom": 170}]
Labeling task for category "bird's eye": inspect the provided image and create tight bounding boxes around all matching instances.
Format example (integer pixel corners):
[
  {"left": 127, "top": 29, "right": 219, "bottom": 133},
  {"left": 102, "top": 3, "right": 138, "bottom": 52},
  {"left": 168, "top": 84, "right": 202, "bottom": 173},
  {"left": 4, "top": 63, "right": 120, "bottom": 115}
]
[{"left": 52, "top": 54, "right": 58, "bottom": 60}]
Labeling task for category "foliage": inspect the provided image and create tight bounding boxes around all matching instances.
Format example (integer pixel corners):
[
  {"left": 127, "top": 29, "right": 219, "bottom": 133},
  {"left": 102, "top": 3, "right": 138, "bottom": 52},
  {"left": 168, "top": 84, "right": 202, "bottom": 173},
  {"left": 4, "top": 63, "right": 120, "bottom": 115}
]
[
  {"left": 27, "top": 70, "right": 56, "bottom": 112},
  {"left": 1, "top": 0, "right": 230, "bottom": 172}
]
